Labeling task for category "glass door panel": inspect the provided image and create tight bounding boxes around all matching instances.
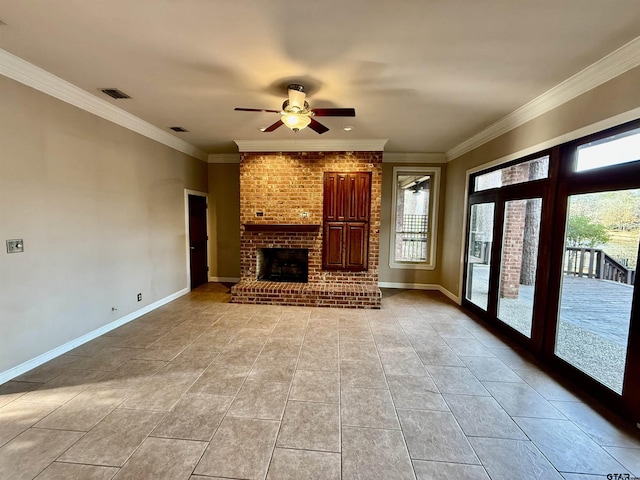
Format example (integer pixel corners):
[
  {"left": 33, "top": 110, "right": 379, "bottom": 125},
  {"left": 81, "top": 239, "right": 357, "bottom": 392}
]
[
  {"left": 497, "top": 198, "right": 543, "bottom": 337},
  {"left": 555, "top": 190, "right": 640, "bottom": 393},
  {"left": 466, "top": 203, "right": 495, "bottom": 310}
]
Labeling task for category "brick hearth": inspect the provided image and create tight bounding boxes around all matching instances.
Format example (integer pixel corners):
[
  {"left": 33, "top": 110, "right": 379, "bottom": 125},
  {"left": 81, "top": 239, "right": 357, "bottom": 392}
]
[
  {"left": 231, "top": 280, "right": 381, "bottom": 308},
  {"left": 231, "top": 151, "right": 382, "bottom": 308}
]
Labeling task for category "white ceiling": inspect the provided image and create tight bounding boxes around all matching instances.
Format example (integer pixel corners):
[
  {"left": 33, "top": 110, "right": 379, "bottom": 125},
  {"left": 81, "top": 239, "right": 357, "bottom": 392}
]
[{"left": 1, "top": 0, "right": 639, "bottom": 155}]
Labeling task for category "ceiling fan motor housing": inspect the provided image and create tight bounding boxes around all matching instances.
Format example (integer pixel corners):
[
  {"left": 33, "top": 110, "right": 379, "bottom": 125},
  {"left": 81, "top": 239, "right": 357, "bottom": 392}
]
[{"left": 286, "top": 84, "right": 307, "bottom": 112}]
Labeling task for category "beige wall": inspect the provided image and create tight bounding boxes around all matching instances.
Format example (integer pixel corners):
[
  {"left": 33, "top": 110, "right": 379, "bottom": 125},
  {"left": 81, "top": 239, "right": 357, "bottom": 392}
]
[
  {"left": 206, "top": 160, "right": 451, "bottom": 287},
  {"left": 440, "top": 65, "right": 640, "bottom": 297},
  {"left": 208, "top": 163, "right": 241, "bottom": 279},
  {"left": 378, "top": 162, "right": 446, "bottom": 286},
  {"left": 0, "top": 76, "right": 207, "bottom": 375}
]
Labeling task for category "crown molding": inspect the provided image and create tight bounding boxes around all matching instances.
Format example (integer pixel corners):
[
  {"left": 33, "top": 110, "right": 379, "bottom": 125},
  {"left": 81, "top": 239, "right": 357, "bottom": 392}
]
[
  {"left": 383, "top": 152, "right": 447, "bottom": 164},
  {"left": 446, "top": 35, "right": 640, "bottom": 161},
  {"left": 208, "top": 153, "right": 240, "bottom": 164},
  {"left": 467, "top": 105, "right": 640, "bottom": 177},
  {"left": 234, "top": 139, "right": 388, "bottom": 153},
  {"left": 0, "top": 48, "right": 208, "bottom": 162}
]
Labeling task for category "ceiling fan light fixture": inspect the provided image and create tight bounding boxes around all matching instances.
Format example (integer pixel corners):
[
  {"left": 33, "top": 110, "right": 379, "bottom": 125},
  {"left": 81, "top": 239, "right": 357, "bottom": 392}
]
[
  {"left": 281, "top": 113, "right": 311, "bottom": 132},
  {"left": 234, "top": 83, "right": 354, "bottom": 134}
]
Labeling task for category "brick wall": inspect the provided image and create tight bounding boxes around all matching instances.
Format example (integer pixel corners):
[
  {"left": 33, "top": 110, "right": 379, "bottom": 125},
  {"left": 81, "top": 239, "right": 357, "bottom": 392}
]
[
  {"left": 500, "top": 164, "right": 529, "bottom": 299},
  {"left": 233, "top": 151, "right": 382, "bottom": 307},
  {"left": 239, "top": 151, "right": 382, "bottom": 284}
]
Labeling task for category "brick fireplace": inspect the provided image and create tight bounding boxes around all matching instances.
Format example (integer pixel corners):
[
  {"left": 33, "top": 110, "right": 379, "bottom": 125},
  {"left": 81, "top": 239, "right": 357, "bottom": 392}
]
[
  {"left": 231, "top": 150, "right": 382, "bottom": 308},
  {"left": 257, "top": 248, "right": 309, "bottom": 282}
]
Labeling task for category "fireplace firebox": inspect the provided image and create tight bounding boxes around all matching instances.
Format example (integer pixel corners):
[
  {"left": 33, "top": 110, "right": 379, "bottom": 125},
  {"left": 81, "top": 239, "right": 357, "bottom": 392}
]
[{"left": 257, "top": 248, "right": 308, "bottom": 283}]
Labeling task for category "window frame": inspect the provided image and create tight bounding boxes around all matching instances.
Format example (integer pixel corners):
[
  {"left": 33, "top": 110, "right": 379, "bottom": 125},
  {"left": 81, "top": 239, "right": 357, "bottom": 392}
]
[
  {"left": 460, "top": 117, "right": 640, "bottom": 425},
  {"left": 389, "top": 166, "right": 440, "bottom": 270}
]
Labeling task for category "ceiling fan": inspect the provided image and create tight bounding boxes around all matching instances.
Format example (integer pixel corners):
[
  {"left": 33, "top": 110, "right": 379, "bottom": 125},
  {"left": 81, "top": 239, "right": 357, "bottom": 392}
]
[{"left": 234, "top": 84, "right": 355, "bottom": 134}]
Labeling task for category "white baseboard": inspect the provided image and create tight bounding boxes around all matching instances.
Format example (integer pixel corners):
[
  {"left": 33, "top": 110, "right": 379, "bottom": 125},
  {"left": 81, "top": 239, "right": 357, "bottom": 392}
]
[
  {"left": 378, "top": 281, "right": 440, "bottom": 290},
  {"left": 437, "top": 286, "right": 461, "bottom": 305},
  {"left": 0, "top": 287, "right": 189, "bottom": 385},
  {"left": 209, "top": 276, "right": 240, "bottom": 283},
  {"left": 378, "top": 282, "right": 461, "bottom": 305}
]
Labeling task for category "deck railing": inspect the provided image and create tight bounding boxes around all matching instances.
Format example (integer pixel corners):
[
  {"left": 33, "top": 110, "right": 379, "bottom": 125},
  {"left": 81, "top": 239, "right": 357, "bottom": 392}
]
[
  {"left": 564, "top": 247, "right": 636, "bottom": 285},
  {"left": 397, "top": 215, "right": 428, "bottom": 261}
]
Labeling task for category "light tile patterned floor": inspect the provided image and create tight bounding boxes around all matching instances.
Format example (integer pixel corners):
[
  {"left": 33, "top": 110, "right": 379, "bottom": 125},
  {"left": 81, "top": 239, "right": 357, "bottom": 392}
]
[{"left": 1, "top": 283, "right": 639, "bottom": 479}]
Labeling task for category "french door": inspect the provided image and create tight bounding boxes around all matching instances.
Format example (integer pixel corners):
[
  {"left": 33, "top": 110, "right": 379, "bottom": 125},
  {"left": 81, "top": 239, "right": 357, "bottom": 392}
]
[
  {"left": 464, "top": 152, "right": 552, "bottom": 351},
  {"left": 463, "top": 119, "right": 640, "bottom": 424},
  {"left": 551, "top": 189, "right": 639, "bottom": 395}
]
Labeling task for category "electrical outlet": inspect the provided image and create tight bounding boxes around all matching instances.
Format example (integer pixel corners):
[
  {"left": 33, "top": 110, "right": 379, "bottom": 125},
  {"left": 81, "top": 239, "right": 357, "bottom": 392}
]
[
  {"left": 137, "top": 293, "right": 142, "bottom": 302},
  {"left": 6, "top": 239, "right": 24, "bottom": 253}
]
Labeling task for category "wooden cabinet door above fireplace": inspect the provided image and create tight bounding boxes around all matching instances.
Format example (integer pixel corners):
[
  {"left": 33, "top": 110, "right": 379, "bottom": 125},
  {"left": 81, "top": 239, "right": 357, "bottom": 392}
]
[
  {"left": 323, "top": 172, "right": 371, "bottom": 221},
  {"left": 322, "top": 172, "right": 371, "bottom": 271}
]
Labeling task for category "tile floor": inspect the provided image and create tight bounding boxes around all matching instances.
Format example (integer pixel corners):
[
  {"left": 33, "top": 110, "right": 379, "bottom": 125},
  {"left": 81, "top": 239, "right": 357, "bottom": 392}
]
[{"left": 1, "top": 283, "right": 639, "bottom": 480}]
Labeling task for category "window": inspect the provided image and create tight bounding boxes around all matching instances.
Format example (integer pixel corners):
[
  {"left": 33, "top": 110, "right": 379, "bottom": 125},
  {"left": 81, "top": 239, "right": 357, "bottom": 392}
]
[
  {"left": 473, "top": 155, "right": 549, "bottom": 192},
  {"left": 461, "top": 119, "right": 640, "bottom": 424},
  {"left": 390, "top": 166, "right": 440, "bottom": 269},
  {"left": 575, "top": 126, "right": 640, "bottom": 172}
]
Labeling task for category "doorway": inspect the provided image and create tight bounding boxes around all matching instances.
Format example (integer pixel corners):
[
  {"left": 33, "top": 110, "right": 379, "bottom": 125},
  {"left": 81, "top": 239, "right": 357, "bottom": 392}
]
[
  {"left": 462, "top": 120, "right": 640, "bottom": 425},
  {"left": 555, "top": 189, "right": 639, "bottom": 394},
  {"left": 464, "top": 153, "right": 550, "bottom": 349},
  {"left": 187, "top": 192, "right": 209, "bottom": 290}
]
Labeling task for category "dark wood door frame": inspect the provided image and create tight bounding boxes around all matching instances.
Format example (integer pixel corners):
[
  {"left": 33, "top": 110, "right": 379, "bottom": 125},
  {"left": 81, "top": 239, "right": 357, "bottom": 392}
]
[
  {"left": 461, "top": 124, "right": 640, "bottom": 426},
  {"left": 543, "top": 139, "right": 640, "bottom": 424},
  {"left": 462, "top": 149, "right": 554, "bottom": 355},
  {"left": 185, "top": 190, "right": 209, "bottom": 290}
]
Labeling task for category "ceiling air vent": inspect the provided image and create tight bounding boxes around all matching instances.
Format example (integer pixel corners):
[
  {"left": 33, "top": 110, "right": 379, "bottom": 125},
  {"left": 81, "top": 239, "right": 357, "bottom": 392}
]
[
  {"left": 169, "top": 126, "right": 189, "bottom": 132},
  {"left": 100, "top": 88, "right": 131, "bottom": 99}
]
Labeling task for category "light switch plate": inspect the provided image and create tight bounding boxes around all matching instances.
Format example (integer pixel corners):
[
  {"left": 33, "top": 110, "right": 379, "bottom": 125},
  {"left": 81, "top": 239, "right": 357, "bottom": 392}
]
[{"left": 6, "top": 239, "right": 24, "bottom": 253}]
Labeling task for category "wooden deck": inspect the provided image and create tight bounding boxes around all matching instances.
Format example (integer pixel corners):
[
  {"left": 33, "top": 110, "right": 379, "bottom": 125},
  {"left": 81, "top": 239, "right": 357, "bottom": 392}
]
[
  {"left": 559, "top": 276, "right": 633, "bottom": 347},
  {"left": 468, "top": 267, "right": 633, "bottom": 347}
]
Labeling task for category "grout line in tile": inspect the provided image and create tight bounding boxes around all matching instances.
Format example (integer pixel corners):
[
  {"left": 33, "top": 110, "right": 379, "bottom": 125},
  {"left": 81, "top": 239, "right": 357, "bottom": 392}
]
[{"left": 264, "top": 310, "right": 307, "bottom": 480}]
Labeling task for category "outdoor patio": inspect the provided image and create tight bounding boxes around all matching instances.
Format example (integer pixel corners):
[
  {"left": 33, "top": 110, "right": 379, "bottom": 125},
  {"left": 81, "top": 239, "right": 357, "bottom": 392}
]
[{"left": 468, "top": 266, "right": 633, "bottom": 393}]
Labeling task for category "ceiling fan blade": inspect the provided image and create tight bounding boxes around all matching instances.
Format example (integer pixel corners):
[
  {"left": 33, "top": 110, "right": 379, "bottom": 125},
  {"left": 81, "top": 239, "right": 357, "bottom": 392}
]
[
  {"left": 309, "top": 118, "right": 329, "bottom": 134},
  {"left": 312, "top": 108, "right": 356, "bottom": 117},
  {"left": 262, "top": 119, "right": 284, "bottom": 132},
  {"left": 234, "top": 108, "right": 280, "bottom": 113}
]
